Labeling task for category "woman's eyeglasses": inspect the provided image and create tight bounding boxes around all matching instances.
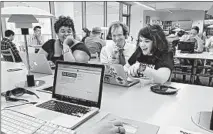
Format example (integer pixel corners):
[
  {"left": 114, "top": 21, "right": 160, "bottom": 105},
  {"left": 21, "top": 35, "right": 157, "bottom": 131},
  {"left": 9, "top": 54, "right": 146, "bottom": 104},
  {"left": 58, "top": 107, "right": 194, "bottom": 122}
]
[{"left": 3, "top": 88, "right": 39, "bottom": 102}]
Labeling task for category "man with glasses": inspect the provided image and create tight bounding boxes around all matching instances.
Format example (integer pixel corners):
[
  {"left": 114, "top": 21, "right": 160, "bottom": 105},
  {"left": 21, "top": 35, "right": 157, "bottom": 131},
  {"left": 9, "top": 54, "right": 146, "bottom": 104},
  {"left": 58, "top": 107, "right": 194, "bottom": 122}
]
[{"left": 100, "top": 21, "right": 136, "bottom": 65}]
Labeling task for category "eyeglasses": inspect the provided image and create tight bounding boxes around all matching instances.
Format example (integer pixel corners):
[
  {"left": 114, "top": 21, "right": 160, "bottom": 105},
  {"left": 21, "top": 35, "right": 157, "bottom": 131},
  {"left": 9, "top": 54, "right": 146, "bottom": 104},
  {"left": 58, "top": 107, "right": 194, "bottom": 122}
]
[{"left": 4, "top": 88, "right": 39, "bottom": 102}]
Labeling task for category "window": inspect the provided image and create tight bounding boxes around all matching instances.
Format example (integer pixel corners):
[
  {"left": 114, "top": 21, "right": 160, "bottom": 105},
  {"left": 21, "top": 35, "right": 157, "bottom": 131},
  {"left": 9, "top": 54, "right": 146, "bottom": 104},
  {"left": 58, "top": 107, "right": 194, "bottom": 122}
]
[
  {"left": 86, "top": 2, "right": 104, "bottom": 31},
  {"left": 107, "top": 2, "right": 119, "bottom": 27}
]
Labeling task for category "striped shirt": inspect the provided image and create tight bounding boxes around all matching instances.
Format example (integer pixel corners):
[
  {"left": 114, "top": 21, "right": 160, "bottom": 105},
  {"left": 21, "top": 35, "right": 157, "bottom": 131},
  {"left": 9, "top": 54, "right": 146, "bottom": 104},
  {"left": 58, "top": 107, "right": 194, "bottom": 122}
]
[{"left": 1, "top": 37, "right": 22, "bottom": 62}]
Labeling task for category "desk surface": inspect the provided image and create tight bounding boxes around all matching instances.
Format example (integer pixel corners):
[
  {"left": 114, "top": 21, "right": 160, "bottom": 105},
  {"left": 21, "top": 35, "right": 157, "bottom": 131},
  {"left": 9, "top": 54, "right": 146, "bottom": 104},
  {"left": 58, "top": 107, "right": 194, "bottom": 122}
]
[
  {"left": 1, "top": 61, "right": 213, "bottom": 134},
  {"left": 175, "top": 52, "right": 213, "bottom": 60}
]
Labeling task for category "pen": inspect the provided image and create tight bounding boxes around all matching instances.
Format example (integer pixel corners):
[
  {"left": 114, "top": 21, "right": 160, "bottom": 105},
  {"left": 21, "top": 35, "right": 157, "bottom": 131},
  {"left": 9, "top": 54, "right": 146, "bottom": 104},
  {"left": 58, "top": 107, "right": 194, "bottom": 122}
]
[{"left": 7, "top": 68, "right": 23, "bottom": 72}]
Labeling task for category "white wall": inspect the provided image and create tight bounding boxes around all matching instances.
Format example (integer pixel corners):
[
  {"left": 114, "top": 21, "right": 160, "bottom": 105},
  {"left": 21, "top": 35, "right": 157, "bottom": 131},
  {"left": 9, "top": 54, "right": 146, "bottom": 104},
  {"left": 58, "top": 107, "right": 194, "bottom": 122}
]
[
  {"left": 130, "top": 5, "right": 144, "bottom": 39},
  {"left": 131, "top": 7, "right": 206, "bottom": 35}
]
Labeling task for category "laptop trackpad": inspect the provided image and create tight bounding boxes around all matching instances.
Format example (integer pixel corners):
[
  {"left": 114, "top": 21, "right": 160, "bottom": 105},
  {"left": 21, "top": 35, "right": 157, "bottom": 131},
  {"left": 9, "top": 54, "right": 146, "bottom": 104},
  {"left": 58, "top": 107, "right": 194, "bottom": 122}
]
[{"left": 34, "top": 111, "right": 61, "bottom": 121}]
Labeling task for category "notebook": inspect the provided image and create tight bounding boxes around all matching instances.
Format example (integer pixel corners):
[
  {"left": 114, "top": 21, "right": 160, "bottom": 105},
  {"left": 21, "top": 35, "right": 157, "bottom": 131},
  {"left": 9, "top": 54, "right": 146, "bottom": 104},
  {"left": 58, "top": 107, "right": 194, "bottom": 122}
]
[
  {"left": 95, "top": 113, "right": 159, "bottom": 134},
  {"left": 19, "top": 52, "right": 53, "bottom": 75},
  {"left": 104, "top": 64, "right": 139, "bottom": 87},
  {"left": 16, "top": 61, "right": 105, "bottom": 129}
]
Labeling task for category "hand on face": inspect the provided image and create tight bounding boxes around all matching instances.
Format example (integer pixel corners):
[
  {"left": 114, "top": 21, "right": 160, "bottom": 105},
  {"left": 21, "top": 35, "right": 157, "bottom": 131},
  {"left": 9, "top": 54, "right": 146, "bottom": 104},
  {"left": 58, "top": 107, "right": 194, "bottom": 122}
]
[
  {"left": 63, "top": 35, "right": 75, "bottom": 48},
  {"left": 115, "top": 38, "right": 125, "bottom": 48},
  {"left": 90, "top": 120, "right": 126, "bottom": 134}
]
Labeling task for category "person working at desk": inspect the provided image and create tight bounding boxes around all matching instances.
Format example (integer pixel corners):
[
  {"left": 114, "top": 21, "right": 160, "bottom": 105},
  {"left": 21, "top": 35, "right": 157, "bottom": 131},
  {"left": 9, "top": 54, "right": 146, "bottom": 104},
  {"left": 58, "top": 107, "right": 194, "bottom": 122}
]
[
  {"left": 125, "top": 24, "right": 174, "bottom": 84},
  {"left": 28, "top": 26, "right": 44, "bottom": 53},
  {"left": 179, "top": 26, "right": 204, "bottom": 52},
  {"left": 85, "top": 27, "right": 106, "bottom": 58},
  {"left": 100, "top": 21, "right": 136, "bottom": 65},
  {"left": 38, "top": 16, "right": 90, "bottom": 64},
  {"left": 1, "top": 30, "right": 22, "bottom": 62}
]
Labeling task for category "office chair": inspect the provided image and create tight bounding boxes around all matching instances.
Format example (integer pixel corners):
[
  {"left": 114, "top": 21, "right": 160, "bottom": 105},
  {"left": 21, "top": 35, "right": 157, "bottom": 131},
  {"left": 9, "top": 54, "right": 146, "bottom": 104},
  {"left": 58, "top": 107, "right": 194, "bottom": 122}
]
[{"left": 1, "top": 48, "right": 15, "bottom": 62}]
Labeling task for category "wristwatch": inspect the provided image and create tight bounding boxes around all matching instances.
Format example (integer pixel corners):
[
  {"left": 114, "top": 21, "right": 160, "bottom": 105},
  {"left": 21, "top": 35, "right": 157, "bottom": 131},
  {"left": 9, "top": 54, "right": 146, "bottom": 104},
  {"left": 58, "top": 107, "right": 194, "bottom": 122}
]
[
  {"left": 63, "top": 48, "right": 70, "bottom": 54},
  {"left": 139, "top": 63, "right": 147, "bottom": 72}
]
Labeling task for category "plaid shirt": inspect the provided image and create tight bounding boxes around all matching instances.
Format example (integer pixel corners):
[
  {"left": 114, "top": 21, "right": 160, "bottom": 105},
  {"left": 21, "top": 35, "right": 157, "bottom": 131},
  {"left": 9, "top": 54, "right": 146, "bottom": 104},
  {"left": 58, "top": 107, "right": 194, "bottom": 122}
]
[{"left": 1, "top": 37, "right": 22, "bottom": 62}]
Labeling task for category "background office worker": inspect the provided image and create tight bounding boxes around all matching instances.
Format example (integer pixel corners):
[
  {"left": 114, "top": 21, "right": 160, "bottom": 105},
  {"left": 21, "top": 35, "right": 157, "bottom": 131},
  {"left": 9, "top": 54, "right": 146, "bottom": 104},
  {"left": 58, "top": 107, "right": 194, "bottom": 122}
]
[
  {"left": 180, "top": 26, "right": 204, "bottom": 52},
  {"left": 100, "top": 21, "right": 136, "bottom": 65},
  {"left": 28, "top": 26, "right": 44, "bottom": 53},
  {"left": 38, "top": 16, "right": 90, "bottom": 64},
  {"left": 126, "top": 24, "right": 174, "bottom": 84}
]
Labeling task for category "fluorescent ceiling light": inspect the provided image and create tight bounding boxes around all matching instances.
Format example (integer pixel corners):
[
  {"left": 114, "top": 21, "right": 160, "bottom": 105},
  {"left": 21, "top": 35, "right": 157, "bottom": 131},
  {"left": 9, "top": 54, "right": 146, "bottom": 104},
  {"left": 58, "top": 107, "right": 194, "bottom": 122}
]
[{"left": 134, "top": 2, "right": 156, "bottom": 11}]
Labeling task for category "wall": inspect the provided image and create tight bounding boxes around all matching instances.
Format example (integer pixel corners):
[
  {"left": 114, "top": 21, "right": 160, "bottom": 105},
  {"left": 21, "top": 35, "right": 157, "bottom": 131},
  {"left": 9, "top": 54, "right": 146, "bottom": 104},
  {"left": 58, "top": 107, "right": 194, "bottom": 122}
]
[{"left": 130, "top": 5, "right": 143, "bottom": 39}]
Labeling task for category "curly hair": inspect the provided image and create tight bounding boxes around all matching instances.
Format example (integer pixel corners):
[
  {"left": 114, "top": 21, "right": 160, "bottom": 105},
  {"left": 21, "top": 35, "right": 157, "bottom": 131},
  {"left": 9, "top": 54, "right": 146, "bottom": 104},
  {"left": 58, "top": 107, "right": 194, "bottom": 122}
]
[
  {"left": 106, "top": 21, "right": 129, "bottom": 39},
  {"left": 54, "top": 16, "right": 76, "bottom": 38},
  {"left": 137, "top": 24, "right": 169, "bottom": 53}
]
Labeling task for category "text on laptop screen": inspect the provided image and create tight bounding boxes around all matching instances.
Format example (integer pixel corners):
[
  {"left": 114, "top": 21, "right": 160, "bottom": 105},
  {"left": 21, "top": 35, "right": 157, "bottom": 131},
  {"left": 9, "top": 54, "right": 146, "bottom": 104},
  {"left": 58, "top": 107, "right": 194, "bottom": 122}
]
[{"left": 55, "top": 64, "right": 102, "bottom": 103}]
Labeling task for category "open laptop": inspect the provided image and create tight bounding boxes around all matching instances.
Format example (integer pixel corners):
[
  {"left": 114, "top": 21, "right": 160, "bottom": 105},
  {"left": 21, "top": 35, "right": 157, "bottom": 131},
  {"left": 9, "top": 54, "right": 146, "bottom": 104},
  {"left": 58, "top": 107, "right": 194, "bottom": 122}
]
[
  {"left": 16, "top": 61, "right": 105, "bottom": 129},
  {"left": 19, "top": 52, "right": 53, "bottom": 75},
  {"left": 178, "top": 41, "right": 195, "bottom": 53},
  {"left": 104, "top": 64, "right": 139, "bottom": 87}
]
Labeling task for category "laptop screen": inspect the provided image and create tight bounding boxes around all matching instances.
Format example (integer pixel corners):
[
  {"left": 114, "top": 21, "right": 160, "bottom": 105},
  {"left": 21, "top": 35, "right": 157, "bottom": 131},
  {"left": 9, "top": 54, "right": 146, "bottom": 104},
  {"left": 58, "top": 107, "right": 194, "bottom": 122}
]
[{"left": 54, "top": 63, "right": 102, "bottom": 104}]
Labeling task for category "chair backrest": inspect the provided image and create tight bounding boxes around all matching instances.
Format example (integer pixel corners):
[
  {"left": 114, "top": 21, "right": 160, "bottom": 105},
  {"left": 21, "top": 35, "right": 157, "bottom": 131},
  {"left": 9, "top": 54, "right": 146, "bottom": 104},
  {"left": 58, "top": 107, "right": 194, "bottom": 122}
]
[{"left": 1, "top": 48, "right": 15, "bottom": 62}]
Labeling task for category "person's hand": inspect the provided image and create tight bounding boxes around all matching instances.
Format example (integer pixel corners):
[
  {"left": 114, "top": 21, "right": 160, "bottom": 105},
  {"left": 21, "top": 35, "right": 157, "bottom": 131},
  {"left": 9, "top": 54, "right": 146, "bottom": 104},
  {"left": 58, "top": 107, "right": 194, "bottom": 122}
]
[
  {"left": 63, "top": 35, "right": 75, "bottom": 48},
  {"left": 88, "top": 120, "right": 125, "bottom": 134},
  {"left": 128, "top": 62, "right": 140, "bottom": 77},
  {"left": 115, "top": 39, "right": 125, "bottom": 48}
]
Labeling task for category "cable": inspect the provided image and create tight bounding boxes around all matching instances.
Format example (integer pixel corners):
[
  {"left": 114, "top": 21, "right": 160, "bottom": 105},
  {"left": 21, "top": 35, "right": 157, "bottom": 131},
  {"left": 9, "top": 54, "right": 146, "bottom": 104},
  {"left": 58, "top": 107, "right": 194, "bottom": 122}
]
[{"left": 4, "top": 102, "right": 37, "bottom": 109}]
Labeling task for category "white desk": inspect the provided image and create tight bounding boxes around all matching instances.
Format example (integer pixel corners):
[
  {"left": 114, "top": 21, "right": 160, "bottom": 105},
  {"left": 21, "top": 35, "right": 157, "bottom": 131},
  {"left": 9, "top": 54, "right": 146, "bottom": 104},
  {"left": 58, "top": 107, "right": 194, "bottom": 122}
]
[
  {"left": 174, "top": 52, "right": 213, "bottom": 84},
  {"left": 175, "top": 52, "right": 213, "bottom": 60},
  {"left": 1, "top": 61, "right": 213, "bottom": 134}
]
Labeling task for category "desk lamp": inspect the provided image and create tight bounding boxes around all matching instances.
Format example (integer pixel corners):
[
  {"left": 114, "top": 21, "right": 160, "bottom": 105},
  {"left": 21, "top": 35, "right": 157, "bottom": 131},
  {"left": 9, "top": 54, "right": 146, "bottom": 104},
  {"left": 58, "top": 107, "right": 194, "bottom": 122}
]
[{"left": 2, "top": 6, "right": 54, "bottom": 87}]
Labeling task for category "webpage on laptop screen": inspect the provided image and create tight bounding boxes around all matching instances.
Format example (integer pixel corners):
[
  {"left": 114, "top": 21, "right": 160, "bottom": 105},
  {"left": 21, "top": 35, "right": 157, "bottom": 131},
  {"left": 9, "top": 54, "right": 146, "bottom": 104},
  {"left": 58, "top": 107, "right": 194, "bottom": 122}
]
[{"left": 55, "top": 64, "right": 102, "bottom": 103}]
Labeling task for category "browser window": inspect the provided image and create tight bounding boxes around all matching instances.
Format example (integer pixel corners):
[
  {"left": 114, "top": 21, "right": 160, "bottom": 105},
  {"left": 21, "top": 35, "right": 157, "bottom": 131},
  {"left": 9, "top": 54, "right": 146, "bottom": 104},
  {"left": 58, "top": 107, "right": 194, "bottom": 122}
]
[{"left": 55, "top": 64, "right": 102, "bottom": 102}]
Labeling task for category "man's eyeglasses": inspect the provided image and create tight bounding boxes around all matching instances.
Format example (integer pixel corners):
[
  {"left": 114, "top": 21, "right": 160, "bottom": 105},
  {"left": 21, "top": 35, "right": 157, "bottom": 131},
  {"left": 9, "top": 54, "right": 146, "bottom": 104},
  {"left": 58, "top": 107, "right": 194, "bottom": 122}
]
[{"left": 3, "top": 87, "right": 39, "bottom": 102}]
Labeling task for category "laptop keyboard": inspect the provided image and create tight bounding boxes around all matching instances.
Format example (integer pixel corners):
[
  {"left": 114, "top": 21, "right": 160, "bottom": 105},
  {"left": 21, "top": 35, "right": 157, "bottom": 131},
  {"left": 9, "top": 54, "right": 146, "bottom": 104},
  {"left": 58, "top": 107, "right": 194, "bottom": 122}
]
[
  {"left": 37, "top": 100, "right": 91, "bottom": 117},
  {"left": 1, "top": 109, "right": 75, "bottom": 134}
]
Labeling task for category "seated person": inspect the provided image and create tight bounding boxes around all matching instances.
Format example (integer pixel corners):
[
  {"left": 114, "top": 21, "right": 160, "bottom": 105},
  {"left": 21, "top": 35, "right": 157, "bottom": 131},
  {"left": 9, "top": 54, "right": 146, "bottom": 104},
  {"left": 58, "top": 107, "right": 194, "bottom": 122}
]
[
  {"left": 179, "top": 26, "right": 204, "bottom": 52},
  {"left": 205, "top": 36, "right": 213, "bottom": 51},
  {"left": 100, "top": 21, "right": 136, "bottom": 65},
  {"left": 125, "top": 24, "right": 174, "bottom": 84},
  {"left": 38, "top": 16, "right": 90, "bottom": 64},
  {"left": 1, "top": 30, "right": 22, "bottom": 62},
  {"left": 85, "top": 27, "right": 106, "bottom": 57}
]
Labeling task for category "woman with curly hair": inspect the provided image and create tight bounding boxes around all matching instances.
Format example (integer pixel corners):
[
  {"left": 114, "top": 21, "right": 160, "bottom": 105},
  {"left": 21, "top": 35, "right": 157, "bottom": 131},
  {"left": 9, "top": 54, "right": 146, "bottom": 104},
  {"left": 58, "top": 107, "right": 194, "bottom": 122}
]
[
  {"left": 38, "top": 16, "right": 90, "bottom": 63},
  {"left": 81, "top": 27, "right": 90, "bottom": 43}
]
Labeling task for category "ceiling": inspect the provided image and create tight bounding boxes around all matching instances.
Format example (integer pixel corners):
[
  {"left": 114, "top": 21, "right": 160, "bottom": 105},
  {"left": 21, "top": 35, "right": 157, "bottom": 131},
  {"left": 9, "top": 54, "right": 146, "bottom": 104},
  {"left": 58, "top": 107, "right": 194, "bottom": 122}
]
[{"left": 125, "top": 2, "right": 213, "bottom": 11}]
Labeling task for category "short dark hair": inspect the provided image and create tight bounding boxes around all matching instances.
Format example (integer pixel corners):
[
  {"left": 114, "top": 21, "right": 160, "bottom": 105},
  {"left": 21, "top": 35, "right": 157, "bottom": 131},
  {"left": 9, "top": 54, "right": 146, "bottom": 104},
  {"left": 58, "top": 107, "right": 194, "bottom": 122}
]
[
  {"left": 54, "top": 16, "right": 76, "bottom": 38},
  {"left": 33, "top": 26, "right": 41, "bottom": 31},
  {"left": 137, "top": 24, "right": 169, "bottom": 53},
  {"left": 5, "top": 30, "right": 14, "bottom": 37},
  {"left": 191, "top": 26, "right": 199, "bottom": 33},
  {"left": 107, "top": 21, "right": 129, "bottom": 39},
  {"left": 177, "top": 30, "right": 185, "bottom": 37}
]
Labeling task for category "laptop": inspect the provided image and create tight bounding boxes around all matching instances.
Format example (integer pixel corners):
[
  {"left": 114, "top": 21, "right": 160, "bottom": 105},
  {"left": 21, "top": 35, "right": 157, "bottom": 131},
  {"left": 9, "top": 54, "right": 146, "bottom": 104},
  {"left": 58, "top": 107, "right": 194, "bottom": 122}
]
[
  {"left": 177, "top": 41, "right": 195, "bottom": 53},
  {"left": 104, "top": 64, "right": 139, "bottom": 87},
  {"left": 16, "top": 61, "right": 105, "bottom": 129},
  {"left": 19, "top": 52, "right": 53, "bottom": 75}
]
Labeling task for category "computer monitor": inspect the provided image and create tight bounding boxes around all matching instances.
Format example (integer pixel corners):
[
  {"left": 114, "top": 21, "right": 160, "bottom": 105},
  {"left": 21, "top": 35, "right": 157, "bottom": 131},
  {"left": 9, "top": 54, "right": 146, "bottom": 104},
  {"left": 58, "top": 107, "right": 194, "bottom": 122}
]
[{"left": 178, "top": 41, "right": 195, "bottom": 53}]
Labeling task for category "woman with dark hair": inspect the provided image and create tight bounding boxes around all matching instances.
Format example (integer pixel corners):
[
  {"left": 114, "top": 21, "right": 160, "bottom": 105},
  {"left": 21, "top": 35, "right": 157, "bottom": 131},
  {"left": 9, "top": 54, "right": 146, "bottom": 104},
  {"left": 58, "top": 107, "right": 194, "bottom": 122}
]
[
  {"left": 125, "top": 24, "right": 174, "bottom": 84},
  {"left": 38, "top": 16, "right": 90, "bottom": 63},
  {"left": 81, "top": 28, "right": 90, "bottom": 43}
]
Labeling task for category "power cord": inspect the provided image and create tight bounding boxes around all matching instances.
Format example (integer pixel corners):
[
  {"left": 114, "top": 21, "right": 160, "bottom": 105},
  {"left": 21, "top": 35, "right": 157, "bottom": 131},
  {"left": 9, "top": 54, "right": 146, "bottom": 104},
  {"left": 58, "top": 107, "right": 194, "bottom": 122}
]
[{"left": 4, "top": 102, "right": 37, "bottom": 109}]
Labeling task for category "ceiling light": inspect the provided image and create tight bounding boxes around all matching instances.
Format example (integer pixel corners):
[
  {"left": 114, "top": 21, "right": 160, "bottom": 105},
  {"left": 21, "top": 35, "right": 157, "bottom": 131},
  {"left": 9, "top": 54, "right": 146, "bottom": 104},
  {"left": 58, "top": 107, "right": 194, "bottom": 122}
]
[{"left": 134, "top": 2, "right": 156, "bottom": 11}]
